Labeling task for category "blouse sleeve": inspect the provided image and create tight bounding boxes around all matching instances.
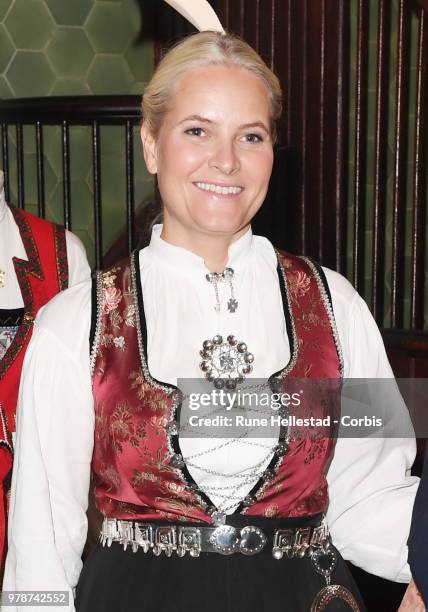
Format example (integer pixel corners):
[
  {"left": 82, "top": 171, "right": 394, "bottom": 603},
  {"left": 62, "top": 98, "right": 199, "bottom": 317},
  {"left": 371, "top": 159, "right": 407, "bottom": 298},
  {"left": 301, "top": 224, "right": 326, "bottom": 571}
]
[
  {"left": 325, "top": 288, "right": 419, "bottom": 583},
  {"left": 65, "top": 230, "right": 91, "bottom": 287},
  {"left": 3, "top": 286, "right": 94, "bottom": 611}
]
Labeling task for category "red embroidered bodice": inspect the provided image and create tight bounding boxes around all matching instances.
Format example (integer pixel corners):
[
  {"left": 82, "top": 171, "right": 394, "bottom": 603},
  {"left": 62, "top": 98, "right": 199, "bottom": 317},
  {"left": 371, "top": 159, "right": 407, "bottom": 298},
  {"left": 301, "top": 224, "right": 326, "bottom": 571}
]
[
  {"left": 0, "top": 205, "right": 68, "bottom": 565},
  {"left": 91, "top": 250, "right": 342, "bottom": 523}
]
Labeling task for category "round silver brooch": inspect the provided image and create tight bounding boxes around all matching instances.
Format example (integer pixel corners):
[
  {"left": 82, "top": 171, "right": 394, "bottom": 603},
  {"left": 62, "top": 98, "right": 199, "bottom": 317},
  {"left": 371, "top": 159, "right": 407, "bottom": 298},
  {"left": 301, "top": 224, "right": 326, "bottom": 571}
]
[{"left": 199, "top": 335, "right": 254, "bottom": 389}]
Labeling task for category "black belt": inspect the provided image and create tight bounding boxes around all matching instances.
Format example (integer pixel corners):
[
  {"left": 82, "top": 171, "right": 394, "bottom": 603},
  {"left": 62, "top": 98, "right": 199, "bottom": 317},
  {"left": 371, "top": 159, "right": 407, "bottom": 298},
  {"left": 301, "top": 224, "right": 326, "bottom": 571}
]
[{"left": 99, "top": 514, "right": 331, "bottom": 561}]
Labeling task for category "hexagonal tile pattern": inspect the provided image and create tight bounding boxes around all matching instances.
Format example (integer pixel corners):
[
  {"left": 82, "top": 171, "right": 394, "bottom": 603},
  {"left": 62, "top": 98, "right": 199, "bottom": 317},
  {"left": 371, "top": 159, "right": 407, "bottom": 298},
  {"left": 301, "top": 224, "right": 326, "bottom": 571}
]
[
  {"left": 130, "top": 81, "right": 146, "bottom": 95},
  {"left": 125, "top": 38, "right": 153, "bottom": 83},
  {"left": 0, "top": 0, "right": 13, "bottom": 20},
  {"left": 45, "top": 0, "right": 92, "bottom": 26},
  {"left": 46, "top": 28, "right": 94, "bottom": 78},
  {"left": 6, "top": 51, "right": 55, "bottom": 97},
  {"left": 69, "top": 127, "right": 93, "bottom": 180},
  {"left": 87, "top": 55, "right": 134, "bottom": 94},
  {"left": 86, "top": 3, "right": 136, "bottom": 53},
  {"left": 49, "top": 79, "right": 91, "bottom": 96},
  {"left": 5, "top": 0, "right": 55, "bottom": 50},
  {"left": 0, "top": 75, "right": 13, "bottom": 98},
  {"left": 122, "top": 0, "right": 141, "bottom": 30},
  {"left": 49, "top": 179, "right": 93, "bottom": 230},
  {"left": 0, "top": 25, "right": 14, "bottom": 72},
  {"left": 8, "top": 153, "right": 57, "bottom": 207}
]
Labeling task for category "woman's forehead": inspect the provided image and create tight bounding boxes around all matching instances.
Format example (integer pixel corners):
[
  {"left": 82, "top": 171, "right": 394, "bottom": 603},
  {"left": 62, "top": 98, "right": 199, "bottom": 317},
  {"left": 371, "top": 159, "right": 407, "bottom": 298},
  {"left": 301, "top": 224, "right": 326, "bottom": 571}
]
[{"left": 166, "top": 64, "right": 271, "bottom": 122}]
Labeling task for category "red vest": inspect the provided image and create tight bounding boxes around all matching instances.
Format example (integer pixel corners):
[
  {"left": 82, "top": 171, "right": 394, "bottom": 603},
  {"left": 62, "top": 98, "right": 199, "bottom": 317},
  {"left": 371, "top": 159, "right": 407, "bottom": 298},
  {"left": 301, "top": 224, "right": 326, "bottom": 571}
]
[
  {"left": 0, "top": 206, "right": 68, "bottom": 564},
  {"left": 92, "top": 250, "right": 342, "bottom": 523}
]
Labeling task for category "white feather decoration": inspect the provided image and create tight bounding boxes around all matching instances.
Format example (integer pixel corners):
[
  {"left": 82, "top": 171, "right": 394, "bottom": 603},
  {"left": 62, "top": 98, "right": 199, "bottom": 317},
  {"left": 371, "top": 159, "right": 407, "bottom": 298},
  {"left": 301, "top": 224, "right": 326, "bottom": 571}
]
[{"left": 163, "top": 0, "right": 224, "bottom": 33}]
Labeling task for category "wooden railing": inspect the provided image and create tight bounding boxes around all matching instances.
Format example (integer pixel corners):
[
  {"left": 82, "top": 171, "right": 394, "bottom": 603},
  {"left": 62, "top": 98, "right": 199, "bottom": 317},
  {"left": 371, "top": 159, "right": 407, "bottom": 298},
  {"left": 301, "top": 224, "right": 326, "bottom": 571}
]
[{"left": 1, "top": 96, "right": 141, "bottom": 269}]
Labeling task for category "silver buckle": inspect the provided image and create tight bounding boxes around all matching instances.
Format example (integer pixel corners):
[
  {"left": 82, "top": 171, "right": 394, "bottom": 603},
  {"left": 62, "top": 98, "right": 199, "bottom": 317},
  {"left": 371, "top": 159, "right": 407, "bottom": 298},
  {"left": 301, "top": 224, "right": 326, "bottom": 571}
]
[
  {"left": 210, "top": 525, "right": 239, "bottom": 555},
  {"left": 100, "top": 518, "right": 119, "bottom": 547},
  {"left": 134, "top": 523, "right": 154, "bottom": 553},
  {"left": 177, "top": 527, "right": 202, "bottom": 557},
  {"left": 117, "top": 520, "right": 134, "bottom": 551},
  {"left": 311, "top": 524, "right": 329, "bottom": 548},
  {"left": 239, "top": 526, "right": 267, "bottom": 556},
  {"left": 294, "top": 527, "right": 311, "bottom": 558},
  {"left": 153, "top": 526, "right": 177, "bottom": 557},
  {"left": 272, "top": 528, "right": 294, "bottom": 559}
]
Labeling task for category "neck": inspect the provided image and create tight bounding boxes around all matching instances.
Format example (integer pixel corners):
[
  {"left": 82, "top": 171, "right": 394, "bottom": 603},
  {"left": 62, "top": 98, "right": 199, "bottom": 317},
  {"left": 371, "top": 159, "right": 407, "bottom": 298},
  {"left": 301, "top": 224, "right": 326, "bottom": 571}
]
[{"left": 160, "top": 222, "right": 249, "bottom": 272}]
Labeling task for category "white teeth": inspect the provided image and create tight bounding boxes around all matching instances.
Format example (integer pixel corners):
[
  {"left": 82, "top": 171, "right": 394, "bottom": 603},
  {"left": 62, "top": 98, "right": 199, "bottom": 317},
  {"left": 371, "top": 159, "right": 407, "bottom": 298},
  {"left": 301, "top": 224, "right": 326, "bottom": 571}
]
[{"left": 195, "top": 182, "right": 242, "bottom": 195}]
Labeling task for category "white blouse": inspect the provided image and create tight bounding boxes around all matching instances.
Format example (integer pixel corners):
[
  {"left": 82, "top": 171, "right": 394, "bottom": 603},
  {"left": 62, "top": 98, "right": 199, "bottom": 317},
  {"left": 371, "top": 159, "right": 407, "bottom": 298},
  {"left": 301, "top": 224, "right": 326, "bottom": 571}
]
[{"left": 3, "top": 224, "right": 418, "bottom": 612}]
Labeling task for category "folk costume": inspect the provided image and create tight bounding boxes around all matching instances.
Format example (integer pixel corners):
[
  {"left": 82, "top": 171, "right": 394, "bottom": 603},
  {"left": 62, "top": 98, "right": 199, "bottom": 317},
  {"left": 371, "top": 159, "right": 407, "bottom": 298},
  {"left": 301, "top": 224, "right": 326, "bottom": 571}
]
[
  {"left": 0, "top": 172, "right": 90, "bottom": 571},
  {"left": 2, "top": 3, "right": 419, "bottom": 610},
  {"left": 3, "top": 225, "right": 418, "bottom": 612}
]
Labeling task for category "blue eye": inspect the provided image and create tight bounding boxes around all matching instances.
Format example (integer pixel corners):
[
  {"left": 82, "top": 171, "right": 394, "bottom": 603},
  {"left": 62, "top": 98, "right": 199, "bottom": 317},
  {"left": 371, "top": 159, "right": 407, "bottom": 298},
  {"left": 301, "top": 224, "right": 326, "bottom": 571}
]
[{"left": 185, "top": 127, "right": 205, "bottom": 137}]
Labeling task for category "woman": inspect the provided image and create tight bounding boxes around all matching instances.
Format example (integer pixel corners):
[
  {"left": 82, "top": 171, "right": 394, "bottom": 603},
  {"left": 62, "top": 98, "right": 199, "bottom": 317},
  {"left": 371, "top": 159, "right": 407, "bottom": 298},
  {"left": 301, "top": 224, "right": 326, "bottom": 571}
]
[
  {"left": 406, "top": 447, "right": 428, "bottom": 609},
  {"left": 4, "top": 31, "right": 418, "bottom": 612},
  {"left": 0, "top": 170, "right": 90, "bottom": 576}
]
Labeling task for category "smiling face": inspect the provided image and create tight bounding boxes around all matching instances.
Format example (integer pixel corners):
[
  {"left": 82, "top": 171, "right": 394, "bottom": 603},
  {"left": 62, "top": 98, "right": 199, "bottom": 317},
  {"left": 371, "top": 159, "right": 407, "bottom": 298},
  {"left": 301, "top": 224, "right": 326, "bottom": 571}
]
[{"left": 141, "top": 64, "right": 274, "bottom": 247}]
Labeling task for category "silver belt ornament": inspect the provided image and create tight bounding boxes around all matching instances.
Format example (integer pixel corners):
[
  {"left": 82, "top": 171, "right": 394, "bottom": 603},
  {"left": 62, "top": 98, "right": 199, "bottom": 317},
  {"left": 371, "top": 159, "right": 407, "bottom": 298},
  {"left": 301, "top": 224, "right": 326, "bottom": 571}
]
[
  {"left": 101, "top": 517, "right": 327, "bottom": 558},
  {"left": 308, "top": 539, "right": 361, "bottom": 612},
  {"left": 100, "top": 518, "right": 361, "bottom": 610}
]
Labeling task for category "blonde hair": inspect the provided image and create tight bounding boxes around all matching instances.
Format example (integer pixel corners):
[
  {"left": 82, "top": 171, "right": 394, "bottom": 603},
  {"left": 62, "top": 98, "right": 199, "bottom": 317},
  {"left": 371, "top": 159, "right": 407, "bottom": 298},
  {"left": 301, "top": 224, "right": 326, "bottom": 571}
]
[{"left": 142, "top": 31, "right": 283, "bottom": 143}]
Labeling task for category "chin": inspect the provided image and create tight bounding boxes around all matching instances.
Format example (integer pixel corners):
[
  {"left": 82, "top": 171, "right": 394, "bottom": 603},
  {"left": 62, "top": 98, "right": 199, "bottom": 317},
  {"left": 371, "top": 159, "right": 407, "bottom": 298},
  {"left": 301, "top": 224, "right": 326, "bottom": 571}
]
[{"left": 193, "top": 215, "right": 245, "bottom": 235}]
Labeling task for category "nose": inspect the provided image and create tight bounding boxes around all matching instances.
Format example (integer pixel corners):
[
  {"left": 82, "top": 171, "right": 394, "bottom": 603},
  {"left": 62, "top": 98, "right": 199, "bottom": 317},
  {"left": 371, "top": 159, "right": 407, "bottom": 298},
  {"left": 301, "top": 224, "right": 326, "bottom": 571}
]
[{"left": 208, "top": 139, "right": 240, "bottom": 175}]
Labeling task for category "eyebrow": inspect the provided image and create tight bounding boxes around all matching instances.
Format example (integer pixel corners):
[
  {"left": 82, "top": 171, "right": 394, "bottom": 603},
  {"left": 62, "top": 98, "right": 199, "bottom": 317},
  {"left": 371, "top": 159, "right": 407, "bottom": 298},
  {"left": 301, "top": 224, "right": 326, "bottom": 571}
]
[{"left": 179, "top": 115, "right": 270, "bottom": 133}]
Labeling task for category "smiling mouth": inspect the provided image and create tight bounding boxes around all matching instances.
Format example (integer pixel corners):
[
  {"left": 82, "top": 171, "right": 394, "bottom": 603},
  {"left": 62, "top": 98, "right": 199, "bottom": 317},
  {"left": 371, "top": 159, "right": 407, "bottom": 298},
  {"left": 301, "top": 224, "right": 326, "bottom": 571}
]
[{"left": 194, "top": 182, "right": 243, "bottom": 196}]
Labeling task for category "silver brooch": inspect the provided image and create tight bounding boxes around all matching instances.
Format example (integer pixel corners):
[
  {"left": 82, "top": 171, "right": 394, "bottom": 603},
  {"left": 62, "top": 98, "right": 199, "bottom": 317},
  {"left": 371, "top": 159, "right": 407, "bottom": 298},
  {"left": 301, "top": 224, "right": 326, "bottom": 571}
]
[
  {"left": 199, "top": 334, "right": 254, "bottom": 389},
  {"left": 206, "top": 267, "right": 238, "bottom": 313}
]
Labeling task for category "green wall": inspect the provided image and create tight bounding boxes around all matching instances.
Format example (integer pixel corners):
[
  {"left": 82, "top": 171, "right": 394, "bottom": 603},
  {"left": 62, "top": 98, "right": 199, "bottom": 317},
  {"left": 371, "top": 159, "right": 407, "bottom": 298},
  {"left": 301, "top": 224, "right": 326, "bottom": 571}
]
[{"left": 0, "top": 0, "right": 154, "bottom": 267}]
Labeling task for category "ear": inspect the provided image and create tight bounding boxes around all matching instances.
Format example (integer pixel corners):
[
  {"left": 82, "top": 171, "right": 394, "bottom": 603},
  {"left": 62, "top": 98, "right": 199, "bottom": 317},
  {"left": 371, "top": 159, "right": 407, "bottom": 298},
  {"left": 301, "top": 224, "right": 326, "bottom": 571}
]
[{"left": 140, "top": 123, "right": 158, "bottom": 175}]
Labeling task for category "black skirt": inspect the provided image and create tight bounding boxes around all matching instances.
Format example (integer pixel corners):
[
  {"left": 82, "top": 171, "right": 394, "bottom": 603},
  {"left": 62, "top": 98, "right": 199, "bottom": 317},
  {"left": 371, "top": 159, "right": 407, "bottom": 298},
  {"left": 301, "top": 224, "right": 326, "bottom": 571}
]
[{"left": 76, "top": 520, "right": 366, "bottom": 612}]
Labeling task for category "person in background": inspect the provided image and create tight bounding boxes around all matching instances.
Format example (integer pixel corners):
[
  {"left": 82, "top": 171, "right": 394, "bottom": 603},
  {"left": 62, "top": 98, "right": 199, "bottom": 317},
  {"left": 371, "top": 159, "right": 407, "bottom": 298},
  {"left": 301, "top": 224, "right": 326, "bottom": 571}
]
[
  {"left": 402, "top": 448, "right": 428, "bottom": 610},
  {"left": 0, "top": 169, "right": 90, "bottom": 576}
]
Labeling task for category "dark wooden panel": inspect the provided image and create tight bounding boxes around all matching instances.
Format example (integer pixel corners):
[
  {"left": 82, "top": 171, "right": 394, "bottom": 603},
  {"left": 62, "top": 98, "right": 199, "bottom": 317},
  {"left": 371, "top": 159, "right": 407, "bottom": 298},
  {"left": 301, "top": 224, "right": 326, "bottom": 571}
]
[
  {"left": 35, "top": 122, "right": 45, "bottom": 219},
  {"left": 391, "top": 0, "right": 411, "bottom": 328},
  {"left": 383, "top": 329, "right": 428, "bottom": 377},
  {"left": 61, "top": 120, "right": 71, "bottom": 230},
  {"left": 352, "top": 0, "right": 369, "bottom": 294},
  {"left": 372, "top": 0, "right": 391, "bottom": 323},
  {"left": 323, "top": 0, "right": 349, "bottom": 273},
  {"left": 411, "top": 8, "right": 428, "bottom": 329},
  {"left": 92, "top": 121, "right": 102, "bottom": 269},
  {"left": 16, "top": 123, "right": 24, "bottom": 210}
]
